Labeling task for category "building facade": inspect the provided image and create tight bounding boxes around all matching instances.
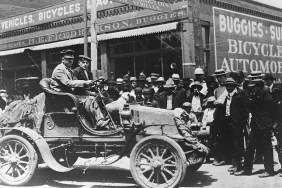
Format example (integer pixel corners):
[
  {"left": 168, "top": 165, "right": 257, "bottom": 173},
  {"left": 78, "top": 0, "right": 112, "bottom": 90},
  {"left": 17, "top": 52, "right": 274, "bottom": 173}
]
[{"left": 0, "top": 0, "right": 281, "bottom": 94}]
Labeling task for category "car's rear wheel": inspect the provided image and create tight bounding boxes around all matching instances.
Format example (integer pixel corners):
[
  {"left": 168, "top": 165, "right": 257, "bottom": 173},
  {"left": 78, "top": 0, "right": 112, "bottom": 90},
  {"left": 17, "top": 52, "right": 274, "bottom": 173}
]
[
  {"left": 130, "top": 135, "right": 187, "bottom": 188},
  {"left": 0, "top": 135, "right": 38, "bottom": 186}
]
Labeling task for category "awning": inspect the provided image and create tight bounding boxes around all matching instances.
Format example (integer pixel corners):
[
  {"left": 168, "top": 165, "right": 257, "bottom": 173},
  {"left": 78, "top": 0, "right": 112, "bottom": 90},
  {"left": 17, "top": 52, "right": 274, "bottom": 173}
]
[
  {"left": 0, "top": 22, "right": 178, "bottom": 56},
  {"left": 98, "top": 22, "right": 178, "bottom": 41}
]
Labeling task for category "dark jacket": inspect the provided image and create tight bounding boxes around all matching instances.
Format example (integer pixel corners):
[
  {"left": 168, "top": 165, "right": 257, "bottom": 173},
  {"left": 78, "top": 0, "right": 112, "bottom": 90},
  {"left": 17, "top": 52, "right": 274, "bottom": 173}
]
[
  {"left": 250, "top": 90, "right": 278, "bottom": 130},
  {"left": 73, "top": 67, "right": 93, "bottom": 81},
  {"left": 223, "top": 89, "right": 249, "bottom": 125},
  {"left": 158, "top": 91, "right": 177, "bottom": 110}
]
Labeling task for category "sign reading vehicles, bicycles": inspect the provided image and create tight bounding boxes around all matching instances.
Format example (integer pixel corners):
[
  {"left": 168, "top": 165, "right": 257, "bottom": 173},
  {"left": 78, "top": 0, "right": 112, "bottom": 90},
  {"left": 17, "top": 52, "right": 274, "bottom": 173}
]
[
  {"left": 111, "top": 0, "right": 171, "bottom": 12},
  {"left": 213, "top": 7, "right": 282, "bottom": 79}
]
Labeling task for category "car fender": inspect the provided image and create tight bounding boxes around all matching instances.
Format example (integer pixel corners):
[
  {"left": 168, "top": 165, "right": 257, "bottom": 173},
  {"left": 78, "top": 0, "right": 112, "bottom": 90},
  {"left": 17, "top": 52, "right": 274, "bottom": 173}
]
[{"left": 6, "top": 127, "right": 73, "bottom": 173}]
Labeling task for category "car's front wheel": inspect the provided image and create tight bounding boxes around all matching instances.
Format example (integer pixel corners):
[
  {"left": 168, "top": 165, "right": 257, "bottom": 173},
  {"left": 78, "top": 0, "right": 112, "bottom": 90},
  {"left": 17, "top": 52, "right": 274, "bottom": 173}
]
[
  {"left": 0, "top": 135, "right": 38, "bottom": 186},
  {"left": 130, "top": 135, "right": 187, "bottom": 188}
]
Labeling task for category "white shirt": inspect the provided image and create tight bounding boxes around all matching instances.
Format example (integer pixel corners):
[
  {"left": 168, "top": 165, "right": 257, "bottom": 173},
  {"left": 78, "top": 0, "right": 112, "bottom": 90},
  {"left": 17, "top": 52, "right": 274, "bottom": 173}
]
[
  {"left": 200, "top": 82, "right": 208, "bottom": 96},
  {"left": 167, "top": 94, "right": 173, "bottom": 110},
  {"left": 191, "top": 96, "right": 202, "bottom": 112},
  {"left": 202, "top": 108, "right": 215, "bottom": 126},
  {"left": 226, "top": 89, "right": 237, "bottom": 116},
  {"left": 214, "top": 85, "right": 228, "bottom": 105}
]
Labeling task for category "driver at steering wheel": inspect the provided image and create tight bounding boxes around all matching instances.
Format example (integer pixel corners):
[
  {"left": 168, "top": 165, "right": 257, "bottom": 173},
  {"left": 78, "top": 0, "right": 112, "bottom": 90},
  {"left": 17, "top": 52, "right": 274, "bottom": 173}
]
[{"left": 50, "top": 49, "right": 110, "bottom": 129}]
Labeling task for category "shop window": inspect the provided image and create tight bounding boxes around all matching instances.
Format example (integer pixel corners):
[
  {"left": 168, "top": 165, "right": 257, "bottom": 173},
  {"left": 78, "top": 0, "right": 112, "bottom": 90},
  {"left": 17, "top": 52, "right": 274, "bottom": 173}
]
[
  {"left": 114, "top": 56, "right": 134, "bottom": 78},
  {"left": 161, "top": 31, "right": 181, "bottom": 50},
  {"left": 109, "top": 31, "right": 182, "bottom": 78}
]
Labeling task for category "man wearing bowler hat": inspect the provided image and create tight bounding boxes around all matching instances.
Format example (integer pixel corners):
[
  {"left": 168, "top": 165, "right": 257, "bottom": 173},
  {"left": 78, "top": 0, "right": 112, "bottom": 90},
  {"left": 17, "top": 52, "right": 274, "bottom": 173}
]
[
  {"left": 264, "top": 73, "right": 276, "bottom": 93},
  {"left": 73, "top": 55, "right": 93, "bottom": 81}
]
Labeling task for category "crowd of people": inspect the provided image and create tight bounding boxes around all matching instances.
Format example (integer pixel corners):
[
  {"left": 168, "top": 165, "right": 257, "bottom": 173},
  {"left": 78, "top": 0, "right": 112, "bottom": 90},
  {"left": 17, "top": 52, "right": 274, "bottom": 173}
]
[
  {"left": 0, "top": 48, "right": 281, "bottom": 178},
  {"left": 98, "top": 67, "right": 282, "bottom": 178}
]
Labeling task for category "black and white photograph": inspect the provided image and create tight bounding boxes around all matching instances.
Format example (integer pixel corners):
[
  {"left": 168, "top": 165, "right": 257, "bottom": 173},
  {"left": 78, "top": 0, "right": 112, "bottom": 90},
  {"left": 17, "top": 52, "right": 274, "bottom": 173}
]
[{"left": 0, "top": 0, "right": 281, "bottom": 187}]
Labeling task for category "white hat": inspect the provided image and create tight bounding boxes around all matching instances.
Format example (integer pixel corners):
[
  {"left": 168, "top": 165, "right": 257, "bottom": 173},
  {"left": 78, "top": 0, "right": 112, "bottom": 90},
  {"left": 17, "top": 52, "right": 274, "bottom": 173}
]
[
  {"left": 194, "top": 68, "right": 204, "bottom": 75},
  {"left": 172, "top": 74, "right": 180, "bottom": 80},
  {"left": 116, "top": 78, "right": 123, "bottom": 85}
]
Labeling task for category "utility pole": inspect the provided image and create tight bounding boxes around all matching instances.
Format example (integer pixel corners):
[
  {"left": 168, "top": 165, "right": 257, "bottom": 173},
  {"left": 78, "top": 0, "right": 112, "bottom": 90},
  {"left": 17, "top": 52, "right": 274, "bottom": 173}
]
[
  {"left": 91, "top": 0, "right": 98, "bottom": 78},
  {"left": 83, "top": 0, "right": 88, "bottom": 56}
]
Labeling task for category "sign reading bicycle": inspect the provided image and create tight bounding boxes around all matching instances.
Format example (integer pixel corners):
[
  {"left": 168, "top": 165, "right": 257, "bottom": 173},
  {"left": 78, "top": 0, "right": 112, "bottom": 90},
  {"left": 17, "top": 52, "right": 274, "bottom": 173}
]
[
  {"left": 213, "top": 7, "right": 282, "bottom": 79},
  {"left": 111, "top": 0, "right": 171, "bottom": 12}
]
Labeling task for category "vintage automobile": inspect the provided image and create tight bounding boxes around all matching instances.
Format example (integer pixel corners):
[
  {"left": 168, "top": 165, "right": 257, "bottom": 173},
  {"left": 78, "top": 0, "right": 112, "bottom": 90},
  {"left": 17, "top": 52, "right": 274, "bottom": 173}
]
[{"left": 0, "top": 78, "right": 209, "bottom": 187}]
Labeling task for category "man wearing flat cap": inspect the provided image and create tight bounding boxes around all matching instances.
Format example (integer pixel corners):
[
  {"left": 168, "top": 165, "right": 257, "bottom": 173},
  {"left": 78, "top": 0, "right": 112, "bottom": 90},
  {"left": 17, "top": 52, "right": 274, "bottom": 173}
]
[{"left": 73, "top": 55, "right": 93, "bottom": 81}]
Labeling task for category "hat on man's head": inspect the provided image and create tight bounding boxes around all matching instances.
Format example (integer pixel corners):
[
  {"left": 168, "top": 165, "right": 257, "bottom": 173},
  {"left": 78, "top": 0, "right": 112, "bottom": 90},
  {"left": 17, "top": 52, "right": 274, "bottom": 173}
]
[
  {"left": 190, "top": 81, "right": 203, "bottom": 90},
  {"left": 213, "top": 69, "right": 226, "bottom": 76},
  {"left": 78, "top": 55, "right": 91, "bottom": 62},
  {"left": 194, "top": 68, "right": 204, "bottom": 75},
  {"left": 237, "top": 70, "right": 246, "bottom": 78},
  {"left": 138, "top": 72, "right": 146, "bottom": 81},
  {"left": 0, "top": 89, "right": 7, "bottom": 94},
  {"left": 182, "top": 102, "right": 192, "bottom": 107},
  {"left": 156, "top": 77, "right": 165, "bottom": 83},
  {"left": 164, "top": 78, "right": 176, "bottom": 88},
  {"left": 150, "top": 73, "right": 159, "bottom": 79},
  {"left": 248, "top": 78, "right": 264, "bottom": 87},
  {"left": 61, "top": 49, "right": 75, "bottom": 58},
  {"left": 247, "top": 71, "right": 263, "bottom": 79},
  {"left": 264, "top": 73, "right": 275, "bottom": 81},
  {"left": 130, "top": 77, "right": 137, "bottom": 82},
  {"left": 116, "top": 78, "right": 123, "bottom": 85},
  {"left": 222, "top": 78, "right": 238, "bottom": 86},
  {"left": 172, "top": 73, "right": 180, "bottom": 81}
]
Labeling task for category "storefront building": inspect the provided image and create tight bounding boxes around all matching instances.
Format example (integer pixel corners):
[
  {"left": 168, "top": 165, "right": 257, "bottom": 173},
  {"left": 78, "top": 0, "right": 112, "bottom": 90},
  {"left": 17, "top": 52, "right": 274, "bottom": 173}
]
[{"left": 0, "top": 0, "right": 282, "bottom": 94}]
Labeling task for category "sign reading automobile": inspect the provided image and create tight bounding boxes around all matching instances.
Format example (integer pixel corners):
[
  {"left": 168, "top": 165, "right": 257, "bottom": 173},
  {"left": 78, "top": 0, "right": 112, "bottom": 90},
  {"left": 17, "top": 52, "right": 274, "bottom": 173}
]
[{"left": 213, "top": 7, "right": 282, "bottom": 78}]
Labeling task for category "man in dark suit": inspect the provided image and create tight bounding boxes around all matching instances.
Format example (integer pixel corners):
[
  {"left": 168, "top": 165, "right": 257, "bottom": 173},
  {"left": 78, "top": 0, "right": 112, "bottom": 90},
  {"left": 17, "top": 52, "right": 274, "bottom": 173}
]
[
  {"left": 235, "top": 78, "right": 277, "bottom": 177},
  {"left": 222, "top": 78, "right": 249, "bottom": 174},
  {"left": 73, "top": 55, "right": 93, "bottom": 81}
]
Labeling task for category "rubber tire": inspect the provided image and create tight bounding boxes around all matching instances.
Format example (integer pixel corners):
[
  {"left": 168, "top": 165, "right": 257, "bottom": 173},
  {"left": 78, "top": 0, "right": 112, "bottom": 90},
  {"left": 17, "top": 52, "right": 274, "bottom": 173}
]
[
  {"left": 0, "top": 135, "right": 38, "bottom": 186},
  {"left": 130, "top": 135, "right": 187, "bottom": 188}
]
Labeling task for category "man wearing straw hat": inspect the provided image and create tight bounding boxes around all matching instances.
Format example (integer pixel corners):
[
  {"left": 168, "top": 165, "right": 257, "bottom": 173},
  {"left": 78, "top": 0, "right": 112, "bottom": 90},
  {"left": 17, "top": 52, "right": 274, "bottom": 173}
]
[
  {"left": 222, "top": 78, "right": 249, "bottom": 174},
  {"left": 158, "top": 78, "right": 176, "bottom": 110}
]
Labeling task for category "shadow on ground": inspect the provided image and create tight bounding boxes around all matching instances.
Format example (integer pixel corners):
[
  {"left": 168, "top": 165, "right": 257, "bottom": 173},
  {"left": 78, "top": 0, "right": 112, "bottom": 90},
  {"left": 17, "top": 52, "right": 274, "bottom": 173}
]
[
  {"left": 181, "top": 170, "right": 217, "bottom": 187},
  {"left": 0, "top": 165, "right": 217, "bottom": 188}
]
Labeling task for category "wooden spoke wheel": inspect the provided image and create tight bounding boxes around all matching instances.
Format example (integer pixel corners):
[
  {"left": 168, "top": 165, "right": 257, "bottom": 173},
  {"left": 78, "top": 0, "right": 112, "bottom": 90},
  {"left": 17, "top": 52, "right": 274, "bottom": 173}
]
[
  {"left": 0, "top": 135, "right": 38, "bottom": 186},
  {"left": 130, "top": 136, "right": 187, "bottom": 188}
]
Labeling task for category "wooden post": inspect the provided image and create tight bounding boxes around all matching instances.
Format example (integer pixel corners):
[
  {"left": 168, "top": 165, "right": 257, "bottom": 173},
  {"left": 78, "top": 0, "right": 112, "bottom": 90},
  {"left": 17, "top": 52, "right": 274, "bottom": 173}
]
[
  {"left": 84, "top": 0, "right": 88, "bottom": 56},
  {"left": 41, "top": 51, "right": 47, "bottom": 78},
  {"left": 91, "top": 0, "right": 98, "bottom": 79}
]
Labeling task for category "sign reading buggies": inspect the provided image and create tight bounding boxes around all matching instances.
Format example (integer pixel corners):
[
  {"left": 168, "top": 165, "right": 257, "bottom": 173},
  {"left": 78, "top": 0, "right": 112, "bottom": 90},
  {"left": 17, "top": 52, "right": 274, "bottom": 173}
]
[{"left": 213, "top": 7, "right": 282, "bottom": 79}]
